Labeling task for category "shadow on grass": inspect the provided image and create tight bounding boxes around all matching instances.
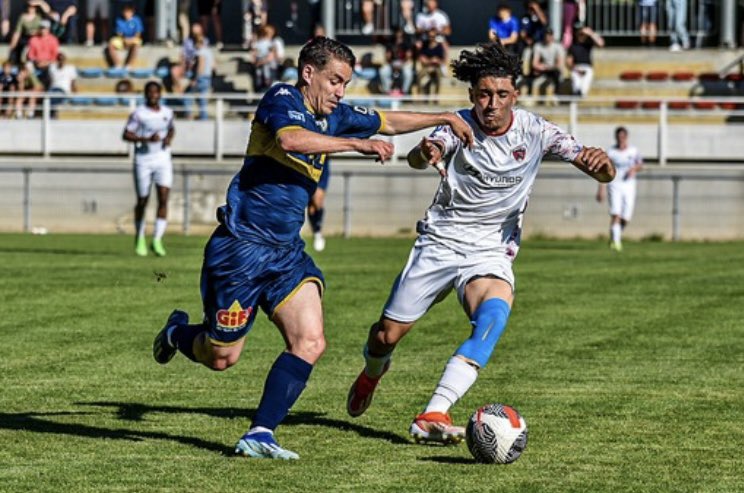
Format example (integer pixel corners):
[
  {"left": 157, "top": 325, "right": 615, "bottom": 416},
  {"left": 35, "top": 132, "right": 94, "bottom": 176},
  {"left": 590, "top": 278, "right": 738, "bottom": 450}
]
[
  {"left": 420, "top": 455, "right": 475, "bottom": 464},
  {"left": 0, "top": 247, "right": 121, "bottom": 256},
  {"left": 82, "top": 401, "right": 410, "bottom": 446}
]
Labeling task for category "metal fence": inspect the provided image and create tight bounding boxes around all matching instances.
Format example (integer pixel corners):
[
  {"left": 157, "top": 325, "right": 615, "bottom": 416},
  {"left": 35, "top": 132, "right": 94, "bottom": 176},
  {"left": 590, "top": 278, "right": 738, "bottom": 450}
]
[{"left": 2, "top": 165, "right": 744, "bottom": 241}]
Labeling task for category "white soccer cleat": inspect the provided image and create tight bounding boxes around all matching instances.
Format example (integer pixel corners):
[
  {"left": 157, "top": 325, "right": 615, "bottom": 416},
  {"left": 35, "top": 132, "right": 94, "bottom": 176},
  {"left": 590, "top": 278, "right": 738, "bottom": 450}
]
[
  {"left": 313, "top": 232, "right": 326, "bottom": 252},
  {"left": 410, "top": 412, "right": 465, "bottom": 445},
  {"left": 234, "top": 432, "right": 299, "bottom": 460}
]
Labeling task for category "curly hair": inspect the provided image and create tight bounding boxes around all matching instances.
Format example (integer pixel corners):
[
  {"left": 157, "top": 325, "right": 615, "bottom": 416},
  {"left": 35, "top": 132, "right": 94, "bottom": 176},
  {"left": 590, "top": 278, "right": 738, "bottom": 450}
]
[{"left": 450, "top": 42, "right": 521, "bottom": 87}]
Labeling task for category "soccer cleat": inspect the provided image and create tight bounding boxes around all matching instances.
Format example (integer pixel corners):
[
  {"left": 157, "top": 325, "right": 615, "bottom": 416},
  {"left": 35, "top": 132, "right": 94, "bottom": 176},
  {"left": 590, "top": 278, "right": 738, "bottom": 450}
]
[
  {"left": 610, "top": 241, "right": 623, "bottom": 252},
  {"left": 346, "top": 362, "right": 390, "bottom": 417},
  {"left": 313, "top": 232, "right": 326, "bottom": 252},
  {"left": 135, "top": 237, "right": 148, "bottom": 256},
  {"left": 152, "top": 309, "right": 188, "bottom": 365},
  {"left": 234, "top": 432, "right": 299, "bottom": 460},
  {"left": 151, "top": 238, "right": 167, "bottom": 257},
  {"left": 410, "top": 411, "right": 466, "bottom": 445}
]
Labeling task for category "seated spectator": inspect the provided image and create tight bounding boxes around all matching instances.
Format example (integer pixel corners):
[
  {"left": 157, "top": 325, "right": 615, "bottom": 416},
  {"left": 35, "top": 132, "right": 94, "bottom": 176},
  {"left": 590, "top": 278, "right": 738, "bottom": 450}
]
[
  {"left": 161, "top": 63, "right": 188, "bottom": 115},
  {"left": 520, "top": 0, "right": 548, "bottom": 56},
  {"left": 566, "top": 22, "right": 604, "bottom": 97},
  {"left": 27, "top": 19, "right": 59, "bottom": 86},
  {"left": 242, "top": 0, "right": 267, "bottom": 49},
  {"left": 416, "top": 28, "right": 446, "bottom": 98},
  {"left": 488, "top": 3, "right": 520, "bottom": 57},
  {"left": 251, "top": 23, "right": 283, "bottom": 93},
  {"left": 108, "top": 3, "right": 143, "bottom": 69},
  {"left": 530, "top": 28, "right": 564, "bottom": 98},
  {"left": 48, "top": 52, "right": 77, "bottom": 116},
  {"left": 8, "top": 0, "right": 44, "bottom": 65},
  {"left": 46, "top": 0, "right": 78, "bottom": 44},
  {"left": 379, "top": 25, "right": 414, "bottom": 96},
  {"left": 85, "top": 0, "right": 110, "bottom": 47},
  {"left": 1, "top": 60, "right": 19, "bottom": 118},
  {"left": 184, "top": 34, "right": 213, "bottom": 120},
  {"left": 15, "top": 62, "right": 43, "bottom": 118},
  {"left": 181, "top": 22, "right": 209, "bottom": 74},
  {"left": 415, "top": 0, "right": 451, "bottom": 66},
  {"left": 361, "top": 0, "right": 415, "bottom": 36}
]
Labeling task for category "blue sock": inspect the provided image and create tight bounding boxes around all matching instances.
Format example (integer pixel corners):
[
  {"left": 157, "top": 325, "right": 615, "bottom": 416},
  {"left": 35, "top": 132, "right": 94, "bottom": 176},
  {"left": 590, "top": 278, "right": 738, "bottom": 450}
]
[
  {"left": 251, "top": 352, "right": 313, "bottom": 431},
  {"left": 171, "top": 323, "right": 205, "bottom": 362},
  {"left": 308, "top": 208, "right": 324, "bottom": 233}
]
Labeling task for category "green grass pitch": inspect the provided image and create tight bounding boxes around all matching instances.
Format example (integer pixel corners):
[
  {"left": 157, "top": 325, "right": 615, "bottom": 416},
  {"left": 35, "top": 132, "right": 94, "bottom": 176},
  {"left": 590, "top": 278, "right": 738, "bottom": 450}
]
[{"left": 1, "top": 234, "right": 742, "bottom": 492}]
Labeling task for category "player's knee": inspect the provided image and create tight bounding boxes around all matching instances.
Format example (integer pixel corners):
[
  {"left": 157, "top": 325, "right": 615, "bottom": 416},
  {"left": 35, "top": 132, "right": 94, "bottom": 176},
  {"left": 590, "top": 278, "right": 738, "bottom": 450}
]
[
  {"left": 456, "top": 298, "right": 511, "bottom": 368},
  {"left": 291, "top": 333, "right": 326, "bottom": 362}
]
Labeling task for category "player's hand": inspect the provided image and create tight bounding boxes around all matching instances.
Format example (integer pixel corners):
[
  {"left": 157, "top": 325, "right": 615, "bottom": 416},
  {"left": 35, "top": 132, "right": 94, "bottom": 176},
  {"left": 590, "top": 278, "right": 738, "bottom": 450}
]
[
  {"left": 447, "top": 114, "right": 474, "bottom": 149},
  {"left": 595, "top": 186, "right": 605, "bottom": 203},
  {"left": 420, "top": 137, "right": 446, "bottom": 178},
  {"left": 148, "top": 133, "right": 162, "bottom": 143},
  {"left": 358, "top": 139, "right": 395, "bottom": 164},
  {"left": 577, "top": 146, "right": 612, "bottom": 173}
]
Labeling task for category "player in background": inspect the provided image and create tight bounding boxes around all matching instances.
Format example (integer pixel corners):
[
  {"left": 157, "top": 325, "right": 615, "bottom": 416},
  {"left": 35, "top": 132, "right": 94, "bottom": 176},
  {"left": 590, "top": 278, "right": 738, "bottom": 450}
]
[
  {"left": 307, "top": 158, "right": 330, "bottom": 251},
  {"left": 152, "top": 37, "right": 474, "bottom": 460},
  {"left": 346, "top": 42, "right": 615, "bottom": 443},
  {"left": 596, "top": 126, "right": 643, "bottom": 252},
  {"left": 122, "top": 81, "right": 175, "bottom": 257}
]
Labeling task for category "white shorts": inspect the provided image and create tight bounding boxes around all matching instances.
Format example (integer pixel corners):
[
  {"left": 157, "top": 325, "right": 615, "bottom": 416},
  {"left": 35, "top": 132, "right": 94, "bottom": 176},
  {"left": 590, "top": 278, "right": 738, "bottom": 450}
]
[
  {"left": 607, "top": 181, "right": 636, "bottom": 221},
  {"left": 86, "top": 0, "right": 110, "bottom": 18},
  {"left": 134, "top": 158, "right": 173, "bottom": 198},
  {"left": 383, "top": 240, "right": 516, "bottom": 323}
]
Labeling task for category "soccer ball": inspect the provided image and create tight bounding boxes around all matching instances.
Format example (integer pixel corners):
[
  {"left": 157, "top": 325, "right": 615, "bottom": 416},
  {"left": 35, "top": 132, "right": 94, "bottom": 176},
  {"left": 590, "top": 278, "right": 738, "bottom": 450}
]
[{"left": 466, "top": 403, "right": 528, "bottom": 464}]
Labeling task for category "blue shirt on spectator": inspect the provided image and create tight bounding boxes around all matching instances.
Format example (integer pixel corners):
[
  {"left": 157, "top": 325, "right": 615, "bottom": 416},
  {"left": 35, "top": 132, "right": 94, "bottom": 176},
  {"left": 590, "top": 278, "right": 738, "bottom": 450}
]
[
  {"left": 115, "top": 15, "right": 143, "bottom": 38},
  {"left": 489, "top": 15, "right": 520, "bottom": 40}
]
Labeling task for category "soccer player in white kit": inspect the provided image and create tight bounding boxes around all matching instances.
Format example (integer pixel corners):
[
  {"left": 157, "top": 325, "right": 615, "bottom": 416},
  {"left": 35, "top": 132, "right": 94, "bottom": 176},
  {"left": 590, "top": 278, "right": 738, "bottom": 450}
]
[
  {"left": 346, "top": 42, "right": 616, "bottom": 443},
  {"left": 123, "top": 81, "right": 175, "bottom": 257},
  {"left": 596, "top": 126, "right": 643, "bottom": 252}
]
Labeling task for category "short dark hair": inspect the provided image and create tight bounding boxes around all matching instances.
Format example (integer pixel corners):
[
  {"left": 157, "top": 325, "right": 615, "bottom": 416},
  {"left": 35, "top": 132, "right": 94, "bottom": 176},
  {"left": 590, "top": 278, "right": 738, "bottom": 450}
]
[
  {"left": 451, "top": 42, "right": 521, "bottom": 87},
  {"left": 298, "top": 37, "right": 356, "bottom": 75},
  {"left": 144, "top": 80, "right": 162, "bottom": 94},
  {"left": 615, "top": 126, "right": 628, "bottom": 137}
]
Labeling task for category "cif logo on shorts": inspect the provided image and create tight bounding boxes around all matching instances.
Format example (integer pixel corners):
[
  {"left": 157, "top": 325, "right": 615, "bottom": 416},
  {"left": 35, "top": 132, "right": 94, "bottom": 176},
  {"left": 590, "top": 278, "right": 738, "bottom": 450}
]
[
  {"left": 511, "top": 146, "right": 526, "bottom": 162},
  {"left": 216, "top": 300, "right": 252, "bottom": 331}
]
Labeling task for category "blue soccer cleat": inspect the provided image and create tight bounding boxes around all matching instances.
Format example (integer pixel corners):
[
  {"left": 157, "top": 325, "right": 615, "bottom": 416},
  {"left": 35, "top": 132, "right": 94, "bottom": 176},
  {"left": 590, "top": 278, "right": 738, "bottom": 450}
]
[
  {"left": 234, "top": 432, "right": 299, "bottom": 460},
  {"left": 152, "top": 310, "right": 188, "bottom": 365}
]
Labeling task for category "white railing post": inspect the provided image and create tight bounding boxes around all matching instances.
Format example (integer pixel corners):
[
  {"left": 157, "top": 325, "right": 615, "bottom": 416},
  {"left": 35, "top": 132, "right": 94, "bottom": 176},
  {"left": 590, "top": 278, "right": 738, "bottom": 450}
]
[
  {"left": 658, "top": 100, "right": 668, "bottom": 166},
  {"left": 128, "top": 98, "right": 136, "bottom": 160},
  {"left": 390, "top": 98, "right": 400, "bottom": 166},
  {"left": 182, "top": 170, "right": 191, "bottom": 235},
  {"left": 215, "top": 97, "right": 224, "bottom": 161},
  {"left": 671, "top": 176, "right": 681, "bottom": 241},
  {"left": 342, "top": 171, "right": 352, "bottom": 239},
  {"left": 42, "top": 95, "right": 50, "bottom": 158},
  {"left": 22, "top": 168, "right": 31, "bottom": 232},
  {"left": 568, "top": 99, "right": 578, "bottom": 137}
]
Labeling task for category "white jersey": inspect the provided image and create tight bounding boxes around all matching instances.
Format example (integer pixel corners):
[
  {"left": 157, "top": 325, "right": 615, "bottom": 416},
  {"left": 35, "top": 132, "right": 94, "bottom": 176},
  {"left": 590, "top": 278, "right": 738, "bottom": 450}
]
[
  {"left": 416, "top": 108, "right": 582, "bottom": 254},
  {"left": 607, "top": 145, "right": 642, "bottom": 184},
  {"left": 125, "top": 104, "right": 175, "bottom": 166}
]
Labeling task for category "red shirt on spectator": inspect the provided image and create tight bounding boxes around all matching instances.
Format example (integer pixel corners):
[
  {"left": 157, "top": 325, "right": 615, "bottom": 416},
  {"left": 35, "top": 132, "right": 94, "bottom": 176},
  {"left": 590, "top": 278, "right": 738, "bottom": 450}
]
[{"left": 27, "top": 33, "right": 60, "bottom": 65}]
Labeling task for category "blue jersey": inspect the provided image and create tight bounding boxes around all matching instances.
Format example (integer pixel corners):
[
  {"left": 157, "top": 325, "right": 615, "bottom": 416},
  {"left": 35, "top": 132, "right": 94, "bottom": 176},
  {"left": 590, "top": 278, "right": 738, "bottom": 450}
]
[{"left": 220, "top": 83, "right": 386, "bottom": 246}]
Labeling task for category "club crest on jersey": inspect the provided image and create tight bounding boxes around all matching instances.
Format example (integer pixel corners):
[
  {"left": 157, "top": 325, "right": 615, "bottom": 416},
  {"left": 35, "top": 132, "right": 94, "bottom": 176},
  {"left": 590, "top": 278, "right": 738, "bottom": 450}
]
[
  {"left": 512, "top": 146, "right": 527, "bottom": 162},
  {"left": 216, "top": 300, "right": 252, "bottom": 331}
]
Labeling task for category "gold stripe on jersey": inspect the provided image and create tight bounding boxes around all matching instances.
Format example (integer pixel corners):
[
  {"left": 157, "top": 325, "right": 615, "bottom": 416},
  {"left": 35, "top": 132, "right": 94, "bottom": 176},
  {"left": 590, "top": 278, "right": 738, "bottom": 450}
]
[
  {"left": 377, "top": 111, "right": 388, "bottom": 134},
  {"left": 245, "top": 122, "right": 325, "bottom": 182}
]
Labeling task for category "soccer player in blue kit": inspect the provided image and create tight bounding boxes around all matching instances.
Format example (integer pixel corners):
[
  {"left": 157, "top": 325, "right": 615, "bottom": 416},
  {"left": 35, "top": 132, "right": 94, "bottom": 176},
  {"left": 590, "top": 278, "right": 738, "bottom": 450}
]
[{"left": 152, "top": 36, "right": 474, "bottom": 460}]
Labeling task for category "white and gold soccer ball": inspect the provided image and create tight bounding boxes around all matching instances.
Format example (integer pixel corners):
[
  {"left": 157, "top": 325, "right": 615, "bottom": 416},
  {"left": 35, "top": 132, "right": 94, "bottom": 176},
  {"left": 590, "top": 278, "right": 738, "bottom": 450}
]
[{"left": 466, "top": 403, "right": 528, "bottom": 464}]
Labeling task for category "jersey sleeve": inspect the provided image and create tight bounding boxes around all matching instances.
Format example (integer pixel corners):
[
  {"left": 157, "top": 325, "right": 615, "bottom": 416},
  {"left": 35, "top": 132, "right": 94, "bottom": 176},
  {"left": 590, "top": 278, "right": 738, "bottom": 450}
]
[
  {"left": 332, "top": 103, "right": 384, "bottom": 138},
  {"left": 124, "top": 110, "right": 140, "bottom": 134},
  {"left": 427, "top": 123, "right": 460, "bottom": 160},
  {"left": 539, "top": 116, "right": 582, "bottom": 162},
  {"left": 255, "top": 87, "right": 309, "bottom": 137}
]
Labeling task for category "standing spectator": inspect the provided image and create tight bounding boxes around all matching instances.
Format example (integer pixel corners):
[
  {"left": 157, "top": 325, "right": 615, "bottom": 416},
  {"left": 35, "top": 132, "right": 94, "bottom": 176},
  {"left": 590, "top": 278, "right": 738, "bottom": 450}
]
[
  {"left": 1, "top": 0, "right": 10, "bottom": 41},
  {"left": 566, "top": 22, "right": 603, "bottom": 97},
  {"left": 27, "top": 19, "right": 60, "bottom": 86},
  {"left": 561, "top": 0, "right": 582, "bottom": 49},
  {"left": 242, "top": 0, "right": 268, "bottom": 48},
  {"left": 639, "top": 0, "right": 658, "bottom": 47},
  {"left": 48, "top": 52, "right": 77, "bottom": 116},
  {"left": 15, "top": 63, "right": 43, "bottom": 118},
  {"left": 1, "top": 60, "right": 19, "bottom": 118},
  {"left": 181, "top": 21, "right": 208, "bottom": 74},
  {"left": 416, "top": 28, "right": 446, "bottom": 97},
  {"left": 108, "top": 3, "right": 143, "bottom": 69},
  {"left": 178, "top": 0, "right": 191, "bottom": 42},
  {"left": 198, "top": 0, "right": 222, "bottom": 50},
  {"left": 8, "top": 0, "right": 44, "bottom": 65},
  {"left": 84, "top": 0, "right": 110, "bottom": 46},
  {"left": 46, "top": 0, "right": 78, "bottom": 44},
  {"left": 488, "top": 3, "right": 520, "bottom": 56},
  {"left": 415, "top": 0, "right": 451, "bottom": 75},
  {"left": 596, "top": 127, "right": 643, "bottom": 252},
  {"left": 530, "top": 28, "right": 564, "bottom": 98},
  {"left": 667, "top": 0, "right": 690, "bottom": 51},
  {"left": 251, "top": 23, "right": 283, "bottom": 93},
  {"left": 184, "top": 34, "right": 213, "bottom": 120},
  {"left": 521, "top": 0, "right": 548, "bottom": 49},
  {"left": 379, "top": 25, "right": 414, "bottom": 95}
]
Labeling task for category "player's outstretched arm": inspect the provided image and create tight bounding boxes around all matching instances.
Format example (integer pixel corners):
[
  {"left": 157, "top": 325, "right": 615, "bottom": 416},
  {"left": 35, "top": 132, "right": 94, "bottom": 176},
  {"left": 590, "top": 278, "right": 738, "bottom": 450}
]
[
  {"left": 381, "top": 112, "right": 473, "bottom": 147},
  {"left": 278, "top": 128, "right": 394, "bottom": 163},
  {"left": 572, "top": 146, "right": 616, "bottom": 183},
  {"left": 407, "top": 137, "right": 446, "bottom": 177}
]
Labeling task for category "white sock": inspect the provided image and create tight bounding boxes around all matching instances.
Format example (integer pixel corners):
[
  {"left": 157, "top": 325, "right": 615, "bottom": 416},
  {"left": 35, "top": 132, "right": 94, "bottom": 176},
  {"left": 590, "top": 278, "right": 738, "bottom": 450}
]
[
  {"left": 611, "top": 223, "right": 622, "bottom": 244},
  {"left": 424, "top": 357, "right": 479, "bottom": 414},
  {"left": 153, "top": 218, "right": 167, "bottom": 240},
  {"left": 247, "top": 426, "right": 273, "bottom": 436},
  {"left": 135, "top": 219, "right": 146, "bottom": 239},
  {"left": 363, "top": 344, "right": 391, "bottom": 378}
]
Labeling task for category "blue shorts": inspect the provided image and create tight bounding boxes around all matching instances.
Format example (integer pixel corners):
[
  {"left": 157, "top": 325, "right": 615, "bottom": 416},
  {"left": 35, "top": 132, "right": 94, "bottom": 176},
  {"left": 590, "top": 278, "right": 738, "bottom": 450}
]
[
  {"left": 317, "top": 160, "right": 330, "bottom": 191},
  {"left": 200, "top": 225, "right": 325, "bottom": 346},
  {"left": 640, "top": 5, "right": 657, "bottom": 24}
]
